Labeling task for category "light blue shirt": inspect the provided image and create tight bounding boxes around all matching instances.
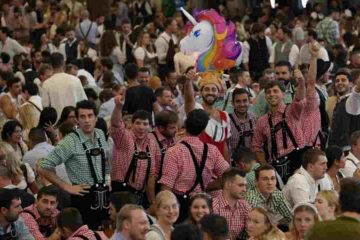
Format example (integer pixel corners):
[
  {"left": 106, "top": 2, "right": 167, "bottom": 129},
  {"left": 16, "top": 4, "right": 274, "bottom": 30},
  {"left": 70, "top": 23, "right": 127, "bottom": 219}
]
[
  {"left": 98, "top": 98, "right": 115, "bottom": 118},
  {"left": 76, "top": 19, "right": 99, "bottom": 45},
  {"left": 0, "top": 217, "right": 35, "bottom": 240}
]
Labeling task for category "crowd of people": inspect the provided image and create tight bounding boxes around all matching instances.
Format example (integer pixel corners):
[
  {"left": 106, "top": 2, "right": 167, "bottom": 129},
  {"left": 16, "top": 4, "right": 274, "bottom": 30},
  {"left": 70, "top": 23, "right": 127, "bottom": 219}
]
[{"left": 1, "top": 0, "right": 360, "bottom": 239}]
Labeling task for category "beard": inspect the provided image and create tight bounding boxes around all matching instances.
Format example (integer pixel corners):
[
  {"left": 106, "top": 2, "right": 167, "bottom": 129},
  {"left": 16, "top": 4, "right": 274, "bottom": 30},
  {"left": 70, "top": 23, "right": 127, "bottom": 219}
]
[
  {"left": 202, "top": 95, "right": 217, "bottom": 106},
  {"left": 5, "top": 213, "right": 18, "bottom": 223}
]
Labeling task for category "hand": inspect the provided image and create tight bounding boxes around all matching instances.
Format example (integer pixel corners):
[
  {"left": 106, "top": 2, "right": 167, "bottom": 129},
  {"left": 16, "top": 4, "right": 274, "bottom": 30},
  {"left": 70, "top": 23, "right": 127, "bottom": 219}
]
[
  {"left": 65, "top": 184, "right": 91, "bottom": 196},
  {"left": 44, "top": 122, "right": 56, "bottom": 134},
  {"left": 309, "top": 42, "right": 320, "bottom": 58},
  {"left": 114, "top": 95, "right": 124, "bottom": 109},
  {"left": 294, "top": 69, "right": 305, "bottom": 83},
  {"left": 48, "top": 227, "right": 62, "bottom": 240},
  {"left": 185, "top": 69, "right": 197, "bottom": 81}
]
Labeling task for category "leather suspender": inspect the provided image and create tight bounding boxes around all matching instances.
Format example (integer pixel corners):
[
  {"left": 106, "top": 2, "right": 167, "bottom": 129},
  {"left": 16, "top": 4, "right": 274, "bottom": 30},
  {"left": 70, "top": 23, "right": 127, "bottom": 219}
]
[
  {"left": 152, "top": 132, "right": 166, "bottom": 182},
  {"left": 229, "top": 113, "right": 254, "bottom": 148},
  {"left": 180, "top": 141, "right": 208, "bottom": 195}
]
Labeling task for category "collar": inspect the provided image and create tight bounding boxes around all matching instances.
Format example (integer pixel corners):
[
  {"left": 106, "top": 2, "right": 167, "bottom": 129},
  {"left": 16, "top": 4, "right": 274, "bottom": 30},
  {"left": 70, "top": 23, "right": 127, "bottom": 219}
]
[
  {"left": 251, "top": 163, "right": 261, "bottom": 171},
  {"left": 297, "top": 166, "right": 316, "bottom": 184},
  {"left": 66, "top": 38, "right": 77, "bottom": 45},
  {"left": 75, "top": 128, "right": 98, "bottom": 144},
  {"left": 182, "top": 135, "right": 202, "bottom": 144},
  {"left": 254, "top": 187, "right": 270, "bottom": 202},
  {"left": 217, "top": 192, "right": 242, "bottom": 210},
  {"left": 338, "top": 93, "right": 351, "bottom": 102}
]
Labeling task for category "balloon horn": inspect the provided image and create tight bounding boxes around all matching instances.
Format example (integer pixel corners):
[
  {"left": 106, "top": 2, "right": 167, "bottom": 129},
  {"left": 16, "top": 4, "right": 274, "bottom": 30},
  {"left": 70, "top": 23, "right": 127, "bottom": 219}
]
[
  {"left": 180, "top": 7, "right": 198, "bottom": 25},
  {"left": 301, "top": 0, "right": 309, "bottom": 8},
  {"left": 270, "top": 0, "right": 276, "bottom": 8}
]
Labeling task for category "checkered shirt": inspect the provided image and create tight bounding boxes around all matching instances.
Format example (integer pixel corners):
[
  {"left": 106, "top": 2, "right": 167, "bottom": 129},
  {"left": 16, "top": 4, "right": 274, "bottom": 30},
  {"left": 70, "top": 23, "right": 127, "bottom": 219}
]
[
  {"left": 39, "top": 128, "right": 109, "bottom": 185},
  {"left": 301, "top": 93, "right": 322, "bottom": 147},
  {"left": 213, "top": 192, "right": 252, "bottom": 240},
  {"left": 245, "top": 163, "right": 261, "bottom": 190},
  {"left": 228, "top": 112, "right": 256, "bottom": 153},
  {"left": 159, "top": 136, "right": 229, "bottom": 194},
  {"left": 111, "top": 122, "right": 159, "bottom": 190},
  {"left": 68, "top": 225, "right": 107, "bottom": 240},
  {"left": 316, "top": 17, "right": 340, "bottom": 46},
  {"left": 20, "top": 204, "right": 59, "bottom": 240}
]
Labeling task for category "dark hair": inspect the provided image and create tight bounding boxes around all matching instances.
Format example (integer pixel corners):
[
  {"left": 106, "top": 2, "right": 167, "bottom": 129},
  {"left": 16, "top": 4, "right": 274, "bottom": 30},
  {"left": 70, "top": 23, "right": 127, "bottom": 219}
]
[
  {"left": 56, "top": 106, "right": 76, "bottom": 127},
  {"left": 138, "top": 67, "right": 150, "bottom": 75},
  {"left": 37, "top": 185, "right": 58, "bottom": 201},
  {"left": 7, "top": 77, "right": 21, "bottom": 88},
  {"left": 255, "top": 164, "right": 276, "bottom": 180},
  {"left": 23, "top": 82, "right": 39, "bottom": 96},
  {"left": 251, "top": 23, "right": 266, "bottom": 34},
  {"left": 95, "top": 118, "right": 108, "bottom": 140},
  {"left": 232, "top": 147, "right": 256, "bottom": 165},
  {"left": 0, "top": 53, "right": 10, "bottom": 64},
  {"left": 154, "top": 86, "right": 171, "bottom": 98},
  {"left": 124, "top": 63, "right": 138, "bottom": 80},
  {"left": 58, "top": 122, "right": 75, "bottom": 137},
  {"left": 84, "top": 88, "right": 98, "bottom": 101},
  {"left": 0, "top": 188, "right": 20, "bottom": 209},
  {"left": 99, "top": 89, "right": 114, "bottom": 103},
  {"left": 100, "top": 57, "right": 114, "bottom": 70},
  {"left": 0, "top": 70, "right": 14, "bottom": 82},
  {"left": 71, "top": 59, "right": 84, "bottom": 69},
  {"left": 264, "top": 80, "right": 286, "bottom": 93},
  {"left": 308, "top": 29, "right": 318, "bottom": 40},
  {"left": 131, "top": 110, "right": 150, "bottom": 123},
  {"left": 188, "top": 193, "right": 212, "bottom": 224},
  {"left": 278, "top": 26, "right": 291, "bottom": 36},
  {"left": 340, "top": 178, "right": 360, "bottom": 214},
  {"left": 302, "top": 148, "right": 326, "bottom": 169},
  {"left": 232, "top": 88, "right": 250, "bottom": 102},
  {"left": 185, "top": 66, "right": 195, "bottom": 74},
  {"left": 75, "top": 100, "right": 97, "bottom": 118},
  {"left": 28, "top": 127, "right": 47, "bottom": 145},
  {"left": 50, "top": 53, "right": 65, "bottom": 68},
  {"left": 275, "top": 61, "right": 292, "bottom": 72},
  {"left": 21, "top": 59, "right": 32, "bottom": 70},
  {"left": 1, "top": 120, "right": 23, "bottom": 141},
  {"left": 200, "top": 214, "right": 229, "bottom": 240},
  {"left": 335, "top": 68, "right": 352, "bottom": 82},
  {"left": 185, "top": 109, "right": 209, "bottom": 136},
  {"left": 0, "top": 27, "right": 10, "bottom": 36},
  {"left": 109, "top": 192, "right": 137, "bottom": 212},
  {"left": 221, "top": 168, "right": 246, "bottom": 188},
  {"left": 172, "top": 224, "right": 202, "bottom": 240},
  {"left": 155, "top": 110, "right": 179, "bottom": 127},
  {"left": 57, "top": 208, "right": 83, "bottom": 232},
  {"left": 325, "top": 145, "right": 343, "bottom": 169},
  {"left": 38, "top": 107, "right": 57, "bottom": 128},
  {"left": 164, "top": 18, "right": 175, "bottom": 29}
]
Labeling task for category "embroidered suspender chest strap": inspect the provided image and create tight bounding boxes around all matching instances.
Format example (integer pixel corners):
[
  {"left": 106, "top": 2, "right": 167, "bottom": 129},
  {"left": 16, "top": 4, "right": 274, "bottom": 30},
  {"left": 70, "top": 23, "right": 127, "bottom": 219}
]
[
  {"left": 229, "top": 113, "right": 253, "bottom": 148},
  {"left": 152, "top": 132, "right": 166, "bottom": 182},
  {"left": 180, "top": 141, "right": 208, "bottom": 196}
]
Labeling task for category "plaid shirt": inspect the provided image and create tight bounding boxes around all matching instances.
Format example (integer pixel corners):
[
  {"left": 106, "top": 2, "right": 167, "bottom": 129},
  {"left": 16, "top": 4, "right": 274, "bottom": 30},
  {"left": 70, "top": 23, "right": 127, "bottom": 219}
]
[
  {"left": 301, "top": 93, "right": 322, "bottom": 147},
  {"left": 111, "top": 122, "right": 159, "bottom": 190},
  {"left": 252, "top": 99, "right": 307, "bottom": 160},
  {"left": 245, "top": 188, "right": 292, "bottom": 224},
  {"left": 245, "top": 163, "right": 261, "bottom": 190},
  {"left": 316, "top": 17, "right": 339, "bottom": 46},
  {"left": 228, "top": 112, "right": 256, "bottom": 154},
  {"left": 68, "top": 225, "right": 107, "bottom": 240},
  {"left": 40, "top": 129, "right": 109, "bottom": 185},
  {"left": 159, "top": 136, "right": 229, "bottom": 194},
  {"left": 213, "top": 192, "right": 251, "bottom": 240},
  {"left": 20, "top": 204, "right": 59, "bottom": 240}
]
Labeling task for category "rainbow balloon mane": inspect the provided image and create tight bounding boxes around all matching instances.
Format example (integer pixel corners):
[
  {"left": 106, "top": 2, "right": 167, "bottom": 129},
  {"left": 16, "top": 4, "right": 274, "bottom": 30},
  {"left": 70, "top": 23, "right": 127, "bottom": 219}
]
[{"left": 180, "top": 8, "right": 241, "bottom": 72}]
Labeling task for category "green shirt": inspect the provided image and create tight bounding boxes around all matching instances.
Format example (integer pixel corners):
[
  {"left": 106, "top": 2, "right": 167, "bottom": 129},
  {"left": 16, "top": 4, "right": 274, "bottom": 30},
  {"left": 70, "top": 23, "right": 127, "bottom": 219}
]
[
  {"left": 245, "top": 187, "right": 292, "bottom": 224},
  {"left": 245, "top": 163, "right": 261, "bottom": 190},
  {"left": 40, "top": 128, "right": 109, "bottom": 185}
]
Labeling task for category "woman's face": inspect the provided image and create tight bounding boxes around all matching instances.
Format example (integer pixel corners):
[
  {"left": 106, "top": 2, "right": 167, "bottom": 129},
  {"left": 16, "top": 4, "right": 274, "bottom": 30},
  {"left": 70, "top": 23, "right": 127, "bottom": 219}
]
[
  {"left": 315, "top": 194, "right": 332, "bottom": 219},
  {"left": 338, "top": 153, "right": 346, "bottom": 169},
  {"left": 190, "top": 198, "right": 210, "bottom": 223},
  {"left": 246, "top": 210, "right": 270, "bottom": 238},
  {"left": 10, "top": 126, "right": 22, "bottom": 143},
  {"left": 142, "top": 33, "right": 151, "bottom": 46},
  {"left": 157, "top": 198, "right": 179, "bottom": 225},
  {"left": 294, "top": 210, "right": 316, "bottom": 238},
  {"left": 66, "top": 111, "right": 77, "bottom": 125}
]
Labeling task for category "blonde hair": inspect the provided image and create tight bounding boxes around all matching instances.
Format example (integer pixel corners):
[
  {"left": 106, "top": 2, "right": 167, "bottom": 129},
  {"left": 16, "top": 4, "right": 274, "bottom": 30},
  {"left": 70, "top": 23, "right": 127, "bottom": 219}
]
[
  {"left": 317, "top": 190, "right": 340, "bottom": 215},
  {"left": 289, "top": 204, "right": 321, "bottom": 239},
  {"left": 154, "top": 190, "right": 178, "bottom": 218},
  {"left": 251, "top": 208, "right": 285, "bottom": 240},
  {"left": 116, "top": 204, "right": 145, "bottom": 231},
  {"left": 5, "top": 151, "right": 23, "bottom": 184}
]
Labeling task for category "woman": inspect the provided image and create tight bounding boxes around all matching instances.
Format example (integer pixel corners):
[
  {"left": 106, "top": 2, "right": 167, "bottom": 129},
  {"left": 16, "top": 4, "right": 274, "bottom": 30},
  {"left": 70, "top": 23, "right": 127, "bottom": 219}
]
[
  {"left": 77, "top": 39, "right": 98, "bottom": 62},
  {"left": 38, "top": 107, "right": 59, "bottom": 145},
  {"left": 285, "top": 203, "right": 321, "bottom": 240},
  {"left": 247, "top": 207, "right": 285, "bottom": 240},
  {"left": 56, "top": 106, "right": 77, "bottom": 128},
  {"left": 322, "top": 145, "right": 345, "bottom": 192},
  {"left": 1, "top": 120, "right": 28, "bottom": 162},
  {"left": 39, "top": 33, "right": 57, "bottom": 54},
  {"left": 186, "top": 193, "right": 211, "bottom": 227},
  {"left": 146, "top": 190, "right": 179, "bottom": 240},
  {"left": 0, "top": 146, "right": 38, "bottom": 194},
  {"left": 133, "top": 31, "right": 157, "bottom": 76},
  {"left": 315, "top": 190, "right": 339, "bottom": 221}
]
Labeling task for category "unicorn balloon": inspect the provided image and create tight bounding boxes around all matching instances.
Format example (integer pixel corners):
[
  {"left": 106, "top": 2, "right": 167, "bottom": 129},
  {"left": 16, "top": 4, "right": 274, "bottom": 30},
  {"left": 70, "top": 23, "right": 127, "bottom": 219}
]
[{"left": 179, "top": 8, "right": 241, "bottom": 72}]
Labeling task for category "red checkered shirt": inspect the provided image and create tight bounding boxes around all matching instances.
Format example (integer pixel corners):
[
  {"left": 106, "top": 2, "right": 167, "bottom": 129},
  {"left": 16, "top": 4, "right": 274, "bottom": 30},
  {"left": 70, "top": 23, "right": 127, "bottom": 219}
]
[
  {"left": 159, "top": 136, "right": 230, "bottom": 194},
  {"left": 301, "top": 93, "right": 322, "bottom": 147},
  {"left": 228, "top": 112, "right": 256, "bottom": 153},
  {"left": 212, "top": 192, "right": 252, "bottom": 240},
  {"left": 252, "top": 99, "right": 308, "bottom": 160},
  {"left": 148, "top": 128, "right": 176, "bottom": 179},
  {"left": 111, "top": 122, "right": 160, "bottom": 190},
  {"left": 68, "top": 225, "right": 108, "bottom": 240},
  {"left": 20, "top": 204, "right": 59, "bottom": 240}
]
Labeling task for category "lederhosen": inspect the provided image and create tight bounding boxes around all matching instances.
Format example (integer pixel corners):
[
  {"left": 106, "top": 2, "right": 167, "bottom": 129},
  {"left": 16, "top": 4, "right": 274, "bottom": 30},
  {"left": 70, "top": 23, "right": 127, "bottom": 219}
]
[
  {"left": 268, "top": 106, "right": 304, "bottom": 184},
  {"left": 174, "top": 141, "right": 208, "bottom": 223},
  {"left": 229, "top": 113, "right": 254, "bottom": 150},
  {"left": 22, "top": 210, "right": 55, "bottom": 237},
  {"left": 70, "top": 132, "right": 109, "bottom": 230},
  {"left": 111, "top": 146, "right": 151, "bottom": 207},
  {"left": 0, "top": 223, "right": 17, "bottom": 240},
  {"left": 152, "top": 132, "right": 167, "bottom": 194}
]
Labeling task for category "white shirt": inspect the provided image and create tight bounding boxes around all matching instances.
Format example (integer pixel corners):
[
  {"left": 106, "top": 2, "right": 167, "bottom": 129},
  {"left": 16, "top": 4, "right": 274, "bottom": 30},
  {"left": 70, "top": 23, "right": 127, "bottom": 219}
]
[
  {"left": 269, "top": 41, "right": 300, "bottom": 67},
  {"left": 345, "top": 87, "right": 360, "bottom": 115},
  {"left": 340, "top": 152, "right": 360, "bottom": 178},
  {"left": 155, "top": 32, "right": 178, "bottom": 64},
  {"left": 298, "top": 43, "right": 329, "bottom": 65},
  {"left": 0, "top": 37, "right": 27, "bottom": 60},
  {"left": 77, "top": 69, "right": 97, "bottom": 87},
  {"left": 41, "top": 72, "right": 87, "bottom": 119}
]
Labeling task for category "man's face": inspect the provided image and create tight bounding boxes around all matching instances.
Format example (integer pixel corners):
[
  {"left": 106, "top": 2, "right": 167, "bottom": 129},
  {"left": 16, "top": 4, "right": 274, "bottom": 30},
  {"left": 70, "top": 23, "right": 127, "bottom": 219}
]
[
  {"left": 240, "top": 71, "right": 251, "bottom": 86},
  {"left": 10, "top": 82, "right": 22, "bottom": 96},
  {"left": 264, "top": 72, "right": 275, "bottom": 81},
  {"left": 65, "top": 30, "right": 75, "bottom": 41},
  {"left": 256, "top": 170, "right": 277, "bottom": 197},
  {"left": 265, "top": 85, "right": 285, "bottom": 108},
  {"left": 36, "top": 195, "right": 58, "bottom": 218},
  {"left": 132, "top": 119, "right": 150, "bottom": 140},
  {"left": 309, "top": 155, "right": 328, "bottom": 180},
  {"left": 159, "top": 123, "right": 177, "bottom": 139},
  {"left": 122, "top": 24, "right": 132, "bottom": 34},
  {"left": 138, "top": 71, "right": 150, "bottom": 86},
  {"left": 159, "top": 90, "right": 172, "bottom": 106},
  {"left": 1, "top": 198, "right": 22, "bottom": 223},
  {"left": 276, "top": 29, "right": 285, "bottom": 41},
  {"left": 351, "top": 53, "right": 360, "bottom": 66},
  {"left": 76, "top": 108, "right": 97, "bottom": 135},
  {"left": 108, "top": 203, "right": 117, "bottom": 222},
  {"left": 166, "top": 72, "right": 177, "bottom": 87},
  {"left": 201, "top": 84, "right": 219, "bottom": 106},
  {"left": 0, "top": 31, "right": 5, "bottom": 41},
  {"left": 228, "top": 175, "right": 247, "bottom": 199},
  {"left": 169, "top": 20, "right": 178, "bottom": 34},
  {"left": 334, "top": 74, "right": 350, "bottom": 96},
  {"left": 275, "top": 65, "right": 291, "bottom": 82},
  {"left": 128, "top": 209, "right": 150, "bottom": 240},
  {"left": 232, "top": 93, "right": 250, "bottom": 114}
]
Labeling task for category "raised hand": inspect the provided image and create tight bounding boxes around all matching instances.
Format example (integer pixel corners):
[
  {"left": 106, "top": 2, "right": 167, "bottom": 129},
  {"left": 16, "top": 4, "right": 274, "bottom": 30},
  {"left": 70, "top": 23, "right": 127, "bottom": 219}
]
[
  {"left": 309, "top": 42, "right": 320, "bottom": 58},
  {"left": 185, "top": 69, "right": 197, "bottom": 81},
  {"left": 114, "top": 95, "right": 124, "bottom": 109},
  {"left": 294, "top": 69, "right": 305, "bottom": 83}
]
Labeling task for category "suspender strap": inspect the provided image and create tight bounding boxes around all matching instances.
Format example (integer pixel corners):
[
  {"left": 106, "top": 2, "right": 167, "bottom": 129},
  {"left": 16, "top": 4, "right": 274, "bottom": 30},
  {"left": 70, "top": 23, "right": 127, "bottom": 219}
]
[
  {"left": 27, "top": 101, "right": 41, "bottom": 112},
  {"left": 229, "top": 113, "right": 253, "bottom": 148},
  {"left": 180, "top": 141, "right": 208, "bottom": 194},
  {"left": 80, "top": 22, "right": 93, "bottom": 41},
  {"left": 152, "top": 132, "right": 166, "bottom": 181}
]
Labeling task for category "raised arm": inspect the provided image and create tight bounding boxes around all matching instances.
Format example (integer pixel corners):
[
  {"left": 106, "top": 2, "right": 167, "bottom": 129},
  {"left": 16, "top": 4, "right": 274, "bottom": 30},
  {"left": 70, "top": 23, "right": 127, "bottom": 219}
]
[
  {"left": 111, "top": 95, "right": 124, "bottom": 128},
  {"left": 184, "top": 69, "right": 196, "bottom": 115},
  {"left": 307, "top": 42, "right": 320, "bottom": 96},
  {"left": 293, "top": 68, "right": 306, "bottom": 101}
]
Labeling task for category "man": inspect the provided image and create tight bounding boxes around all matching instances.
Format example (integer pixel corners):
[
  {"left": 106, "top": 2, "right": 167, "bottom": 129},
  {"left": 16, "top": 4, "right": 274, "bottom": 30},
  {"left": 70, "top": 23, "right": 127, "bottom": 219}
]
[
  {"left": 245, "top": 165, "right": 292, "bottom": 225},
  {"left": 316, "top": 8, "right": 340, "bottom": 47},
  {"left": 200, "top": 214, "right": 229, "bottom": 240},
  {"left": 283, "top": 149, "right": 328, "bottom": 206},
  {"left": 184, "top": 70, "right": 231, "bottom": 160},
  {"left": 160, "top": 109, "right": 229, "bottom": 222},
  {"left": 155, "top": 87, "right": 178, "bottom": 112},
  {"left": 33, "top": 64, "right": 53, "bottom": 95},
  {"left": 110, "top": 95, "right": 159, "bottom": 206},
  {"left": 41, "top": 53, "right": 87, "bottom": 119},
  {"left": 75, "top": 10, "right": 99, "bottom": 49},
  {"left": 59, "top": 26, "right": 79, "bottom": 64},
  {"left": 348, "top": 50, "right": 360, "bottom": 69},
  {"left": 138, "top": 67, "right": 150, "bottom": 87},
  {"left": 308, "top": 178, "right": 360, "bottom": 239},
  {"left": 0, "top": 76, "right": 22, "bottom": 128},
  {"left": 111, "top": 204, "right": 150, "bottom": 240},
  {"left": 21, "top": 186, "right": 60, "bottom": 240},
  {"left": 0, "top": 188, "right": 34, "bottom": 239},
  {"left": 98, "top": 57, "right": 123, "bottom": 85},
  {"left": 22, "top": 59, "right": 38, "bottom": 83},
  {"left": 298, "top": 29, "right": 329, "bottom": 66},
  {"left": 341, "top": 131, "right": 360, "bottom": 177},
  {"left": 57, "top": 208, "right": 107, "bottom": 239},
  {"left": 108, "top": 192, "right": 136, "bottom": 224},
  {"left": 155, "top": 18, "right": 178, "bottom": 80},
  {"left": 269, "top": 26, "right": 299, "bottom": 68},
  {"left": 119, "top": 19, "right": 136, "bottom": 66},
  {"left": 163, "top": 68, "right": 181, "bottom": 104},
  {"left": 0, "top": 27, "right": 27, "bottom": 60},
  {"left": 39, "top": 100, "right": 109, "bottom": 230},
  {"left": 212, "top": 168, "right": 251, "bottom": 240},
  {"left": 227, "top": 88, "right": 256, "bottom": 154}
]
